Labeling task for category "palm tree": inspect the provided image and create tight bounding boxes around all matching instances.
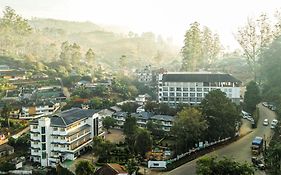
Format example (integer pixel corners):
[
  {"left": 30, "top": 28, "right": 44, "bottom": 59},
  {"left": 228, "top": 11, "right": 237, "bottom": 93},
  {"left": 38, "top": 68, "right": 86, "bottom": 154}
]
[{"left": 75, "top": 160, "right": 95, "bottom": 175}]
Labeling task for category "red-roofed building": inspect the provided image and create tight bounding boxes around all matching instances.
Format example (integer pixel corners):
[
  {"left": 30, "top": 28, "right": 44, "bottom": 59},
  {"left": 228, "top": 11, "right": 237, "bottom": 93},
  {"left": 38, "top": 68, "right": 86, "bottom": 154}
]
[{"left": 95, "top": 163, "right": 130, "bottom": 175}]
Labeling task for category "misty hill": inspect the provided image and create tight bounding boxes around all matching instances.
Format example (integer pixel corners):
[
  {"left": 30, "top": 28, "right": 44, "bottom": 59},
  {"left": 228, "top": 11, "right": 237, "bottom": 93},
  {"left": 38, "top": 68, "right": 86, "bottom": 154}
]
[{"left": 28, "top": 18, "right": 180, "bottom": 69}]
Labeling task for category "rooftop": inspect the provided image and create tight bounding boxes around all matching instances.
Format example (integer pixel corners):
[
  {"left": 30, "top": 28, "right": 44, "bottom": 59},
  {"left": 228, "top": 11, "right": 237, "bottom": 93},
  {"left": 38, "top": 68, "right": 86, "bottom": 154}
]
[
  {"left": 31, "top": 108, "right": 99, "bottom": 127},
  {"left": 162, "top": 72, "right": 241, "bottom": 83},
  {"left": 151, "top": 115, "right": 174, "bottom": 122}
]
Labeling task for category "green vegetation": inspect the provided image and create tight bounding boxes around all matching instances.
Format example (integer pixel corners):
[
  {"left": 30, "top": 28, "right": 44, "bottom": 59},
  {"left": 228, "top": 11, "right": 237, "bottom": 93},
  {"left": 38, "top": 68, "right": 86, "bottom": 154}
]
[
  {"left": 201, "top": 90, "right": 240, "bottom": 141},
  {"left": 171, "top": 107, "right": 208, "bottom": 154},
  {"left": 196, "top": 156, "right": 254, "bottom": 175},
  {"left": 181, "top": 22, "right": 221, "bottom": 71},
  {"left": 75, "top": 160, "right": 95, "bottom": 175},
  {"left": 134, "top": 128, "right": 152, "bottom": 158},
  {"left": 244, "top": 81, "right": 261, "bottom": 113},
  {"left": 102, "top": 116, "right": 117, "bottom": 133}
]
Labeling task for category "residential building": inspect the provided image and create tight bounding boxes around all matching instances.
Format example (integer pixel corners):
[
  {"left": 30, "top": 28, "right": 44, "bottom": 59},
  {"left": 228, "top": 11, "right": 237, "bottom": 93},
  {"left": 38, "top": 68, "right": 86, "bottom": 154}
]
[
  {"left": 0, "top": 144, "right": 14, "bottom": 158},
  {"left": 0, "top": 70, "right": 26, "bottom": 80},
  {"left": 112, "top": 112, "right": 128, "bottom": 128},
  {"left": 131, "top": 112, "right": 154, "bottom": 128},
  {"left": 95, "top": 163, "right": 130, "bottom": 175},
  {"left": 158, "top": 72, "right": 241, "bottom": 106},
  {"left": 150, "top": 115, "right": 174, "bottom": 132},
  {"left": 135, "top": 94, "right": 151, "bottom": 105},
  {"left": 30, "top": 108, "right": 104, "bottom": 167},
  {"left": 21, "top": 101, "right": 60, "bottom": 119},
  {"left": 136, "top": 65, "right": 153, "bottom": 83}
]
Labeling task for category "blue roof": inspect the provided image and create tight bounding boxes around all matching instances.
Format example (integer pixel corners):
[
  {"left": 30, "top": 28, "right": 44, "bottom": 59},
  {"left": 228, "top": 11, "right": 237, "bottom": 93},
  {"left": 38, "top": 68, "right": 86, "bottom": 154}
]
[{"left": 252, "top": 137, "right": 263, "bottom": 145}]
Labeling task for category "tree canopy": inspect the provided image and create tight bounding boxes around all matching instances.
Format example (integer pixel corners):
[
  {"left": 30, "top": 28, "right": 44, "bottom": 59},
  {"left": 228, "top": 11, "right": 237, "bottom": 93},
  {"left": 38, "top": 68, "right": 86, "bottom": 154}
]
[
  {"left": 75, "top": 160, "right": 95, "bottom": 175},
  {"left": 171, "top": 107, "right": 208, "bottom": 153},
  {"left": 201, "top": 90, "right": 240, "bottom": 141},
  {"left": 196, "top": 156, "right": 254, "bottom": 175},
  {"left": 244, "top": 81, "right": 260, "bottom": 113}
]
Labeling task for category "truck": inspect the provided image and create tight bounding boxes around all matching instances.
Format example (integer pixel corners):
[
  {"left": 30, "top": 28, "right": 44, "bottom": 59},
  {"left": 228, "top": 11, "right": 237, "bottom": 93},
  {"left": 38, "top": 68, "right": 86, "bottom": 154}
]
[{"left": 251, "top": 136, "right": 263, "bottom": 155}]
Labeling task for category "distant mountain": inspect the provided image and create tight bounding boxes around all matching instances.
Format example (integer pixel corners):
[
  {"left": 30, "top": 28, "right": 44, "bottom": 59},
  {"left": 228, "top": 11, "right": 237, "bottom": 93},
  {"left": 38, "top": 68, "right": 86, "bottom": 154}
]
[{"left": 29, "top": 18, "right": 102, "bottom": 34}]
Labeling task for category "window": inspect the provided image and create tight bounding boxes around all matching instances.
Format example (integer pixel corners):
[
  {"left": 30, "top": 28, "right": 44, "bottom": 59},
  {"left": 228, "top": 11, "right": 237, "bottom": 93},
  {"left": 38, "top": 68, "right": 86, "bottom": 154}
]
[
  {"left": 33, "top": 125, "right": 38, "bottom": 129},
  {"left": 197, "top": 98, "right": 202, "bottom": 102},
  {"left": 163, "top": 92, "right": 168, "bottom": 96},
  {"left": 163, "top": 97, "right": 168, "bottom": 101},
  {"left": 197, "top": 88, "right": 202, "bottom": 92},
  {"left": 33, "top": 133, "right": 38, "bottom": 137},
  {"left": 176, "top": 87, "right": 182, "bottom": 91},
  {"left": 60, "top": 136, "right": 65, "bottom": 140},
  {"left": 183, "top": 97, "right": 189, "bottom": 101},
  {"left": 41, "top": 127, "right": 45, "bottom": 134},
  {"left": 204, "top": 88, "right": 209, "bottom": 92},
  {"left": 190, "top": 93, "right": 195, "bottom": 97},
  {"left": 54, "top": 144, "right": 58, "bottom": 147},
  {"left": 176, "top": 93, "right": 181, "bottom": 97},
  {"left": 211, "top": 88, "right": 216, "bottom": 91},
  {"left": 169, "top": 92, "right": 175, "bottom": 96},
  {"left": 169, "top": 97, "right": 175, "bottom": 101},
  {"left": 228, "top": 89, "right": 232, "bottom": 92},
  {"left": 54, "top": 136, "right": 58, "bottom": 139},
  {"left": 42, "top": 152, "right": 46, "bottom": 159},
  {"left": 53, "top": 127, "right": 58, "bottom": 131},
  {"left": 169, "top": 87, "right": 175, "bottom": 91},
  {"left": 190, "top": 88, "right": 195, "bottom": 92},
  {"left": 183, "top": 93, "right": 188, "bottom": 97},
  {"left": 163, "top": 87, "right": 168, "bottom": 91},
  {"left": 41, "top": 135, "right": 46, "bottom": 142},
  {"left": 183, "top": 88, "right": 188, "bottom": 91},
  {"left": 190, "top": 98, "right": 196, "bottom": 102},
  {"left": 34, "top": 150, "right": 39, "bottom": 153},
  {"left": 60, "top": 128, "right": 65, "bottom": 132},
  {"left": 42, "top": 143, "right": 46, "bottom": 150},
  {"left": 197, "top": 93, "right": 202, "bottom": 97}
]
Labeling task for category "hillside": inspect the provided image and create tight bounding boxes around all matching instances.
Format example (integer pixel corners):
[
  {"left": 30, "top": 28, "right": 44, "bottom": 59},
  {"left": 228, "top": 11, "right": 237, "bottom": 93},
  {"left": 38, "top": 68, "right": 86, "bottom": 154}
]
[{"left": 28, "top": 18, "right": 180, "bottom": 69}]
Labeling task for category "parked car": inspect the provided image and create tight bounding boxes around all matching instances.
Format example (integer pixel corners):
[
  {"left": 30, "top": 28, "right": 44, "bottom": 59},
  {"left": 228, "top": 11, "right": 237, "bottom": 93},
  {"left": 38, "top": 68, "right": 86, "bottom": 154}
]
[
  {"left": 271, "top": 119, "right": 278, "bottom": 129},
  {"left": 252, "top": 157, "right": 265, "bottom": 170},
  {"left": 263, "top": 119, "right": 269, "bottom": 126},
  {"left": 262, "top": 102, "right": 269, "bottom": 107}
]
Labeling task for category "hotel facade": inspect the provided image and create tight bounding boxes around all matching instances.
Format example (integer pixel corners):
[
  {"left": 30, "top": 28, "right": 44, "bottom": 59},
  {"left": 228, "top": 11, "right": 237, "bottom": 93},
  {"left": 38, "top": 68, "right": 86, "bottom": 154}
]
[{"left": 158, "top": 72, "right": 241, "bottom": 106}]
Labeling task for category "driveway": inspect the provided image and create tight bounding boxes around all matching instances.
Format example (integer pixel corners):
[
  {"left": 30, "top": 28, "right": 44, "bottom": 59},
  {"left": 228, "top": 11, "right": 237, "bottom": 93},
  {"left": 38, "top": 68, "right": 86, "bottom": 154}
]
[{"left": 164, "top": 104, "right": 276, "bottom": 175}]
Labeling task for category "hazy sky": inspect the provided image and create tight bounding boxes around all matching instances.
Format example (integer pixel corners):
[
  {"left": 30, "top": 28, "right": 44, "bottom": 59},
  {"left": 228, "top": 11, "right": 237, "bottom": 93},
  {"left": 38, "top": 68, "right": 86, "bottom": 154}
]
[{"left": 0, "top": 0, "right": 281, "bottom": 50}]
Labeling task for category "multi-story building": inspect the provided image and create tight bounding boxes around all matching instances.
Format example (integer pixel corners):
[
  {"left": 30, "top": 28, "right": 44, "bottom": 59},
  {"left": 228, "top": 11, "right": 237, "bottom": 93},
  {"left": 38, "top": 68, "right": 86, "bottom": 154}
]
[
  {"left": 30, "top": 108, "right": 103, "bottom": 167},
  {"left": 158, "top": 72, "right": 241, "bottom": 106},
  {"left": 112, "top": 112, "right": 128, "bottom": 128},
  {"left": 21, "top": 101, "right": 60, "bottom": 119},
  {"left": 131, "top": 112, "right": 154, "bottom": 128},
  {"left": 136, "top": 65, "right": 153, "bottom": 83},
  {"left": 150, "top": 115, "right": 174, "bottom": 132}
]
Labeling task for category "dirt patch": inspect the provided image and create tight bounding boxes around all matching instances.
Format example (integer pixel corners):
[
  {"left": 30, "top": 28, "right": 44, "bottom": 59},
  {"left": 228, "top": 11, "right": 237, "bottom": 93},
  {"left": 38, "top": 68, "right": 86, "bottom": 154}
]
[{"left": 104, "top": 129, "right": 125, "bottom": 143}]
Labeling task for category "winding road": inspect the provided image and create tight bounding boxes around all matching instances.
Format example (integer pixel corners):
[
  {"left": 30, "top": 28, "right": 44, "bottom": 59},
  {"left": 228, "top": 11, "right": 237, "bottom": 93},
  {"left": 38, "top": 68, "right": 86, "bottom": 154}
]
[{"left": 164, "top": 104, "right": 276, "bottom": 175}]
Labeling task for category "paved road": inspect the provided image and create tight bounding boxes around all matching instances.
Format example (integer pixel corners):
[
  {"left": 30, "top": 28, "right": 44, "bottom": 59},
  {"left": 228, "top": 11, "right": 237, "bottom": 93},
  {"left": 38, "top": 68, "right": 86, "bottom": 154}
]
[{"left": 165, "top": 104, "right": 276, "bottom": 175}]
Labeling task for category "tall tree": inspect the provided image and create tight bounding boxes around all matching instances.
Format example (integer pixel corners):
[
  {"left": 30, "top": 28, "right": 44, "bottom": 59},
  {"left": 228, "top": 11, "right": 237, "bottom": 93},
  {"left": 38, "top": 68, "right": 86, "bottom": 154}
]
[
  {"left": 260, "top": 36, "right": 281, "bottom": 110},
  {"left": 102, "top": 116, "right": 116, "bottom": 133},
  {"left": 75, "top": 161, "right": 95, "bottom": 175},
  {"left": 123, "top": 115, "right": 138, "bottom": 153},
  {"left": 134, "top": 129, "right": 152, "bottom": 158},
  {"left": 244, "top": 81, "right": 260, "bottom": 113},
  {"left": 236, "top": 13, "right": 273, "bottom": 81},
  {"left": 1, "top": 103, "right": 12, "bottom": 128},
  {"left": 171, "top": 107, "right": 208, "bottom": 153},
  {"left": 196, "top": 156, "right": 254, "bottom": 175},
  {"left": 181, "top": 22, "right": 221, "bottom": 71},
  {"left": 201, "top": 90, "right": 240, "bottom": 141},
  {"left": 85, "top": 48, "right": 95, "bottom": 65},
  {"left": 71, "top": 43, "right": 82, "bottom": 65},
  {"left": 181, "top": 22, "right": 202, "bottom": 71}
]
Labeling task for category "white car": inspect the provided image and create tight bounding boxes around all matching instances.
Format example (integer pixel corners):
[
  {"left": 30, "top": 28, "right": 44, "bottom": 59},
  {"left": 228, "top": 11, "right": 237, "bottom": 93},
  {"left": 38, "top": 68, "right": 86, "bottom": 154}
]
[
  {"left": 263, "top": 119, "right": 269, "bottom": 126},
  {"left": 271, "top": 119, "right": 278, "bottom": 129}
]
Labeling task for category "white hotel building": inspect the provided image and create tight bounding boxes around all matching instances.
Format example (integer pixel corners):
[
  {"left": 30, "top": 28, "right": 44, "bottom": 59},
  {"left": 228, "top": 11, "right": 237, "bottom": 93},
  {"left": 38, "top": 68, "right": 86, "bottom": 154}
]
[
  {"left": 158, "top": 72, "right": 241, "bottom": 106},
  {"left": 30, "top": 108, "right": 104, "bottom": 167}
]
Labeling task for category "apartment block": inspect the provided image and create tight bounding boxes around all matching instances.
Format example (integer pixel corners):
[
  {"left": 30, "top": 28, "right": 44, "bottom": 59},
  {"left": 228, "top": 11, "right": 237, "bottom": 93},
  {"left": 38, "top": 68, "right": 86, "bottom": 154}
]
[
  {"left": 158, "top": 72, "right": 241, "bottom": 106},
  {"left": 30, "top": 108, "right": 103, "bottom": 167}
]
